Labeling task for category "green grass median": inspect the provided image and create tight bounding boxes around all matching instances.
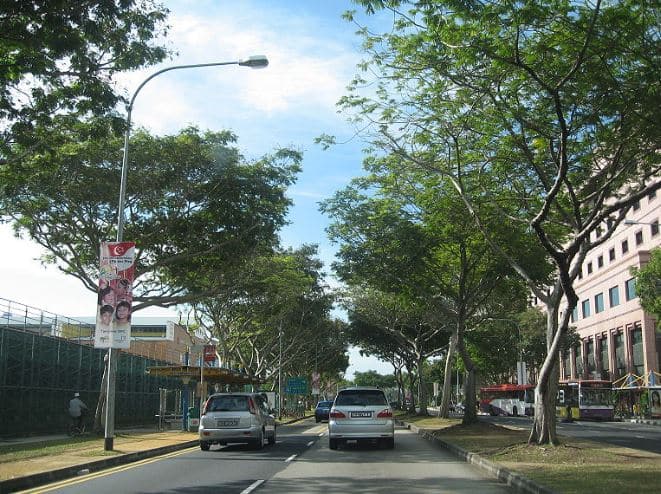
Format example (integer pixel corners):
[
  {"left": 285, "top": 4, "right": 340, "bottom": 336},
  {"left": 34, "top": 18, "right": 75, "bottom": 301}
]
[{"left": 398, "top": 412, "right": 660, "bottom": 494}]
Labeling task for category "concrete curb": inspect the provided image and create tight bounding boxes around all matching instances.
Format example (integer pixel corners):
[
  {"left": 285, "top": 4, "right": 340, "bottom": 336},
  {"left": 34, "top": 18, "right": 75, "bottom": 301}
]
[
  {"left": 0, "top": 440, "right": 198, "bottom": 494},
  {"left": 402, "top": 422, "right": 558, "bottom": 494}
]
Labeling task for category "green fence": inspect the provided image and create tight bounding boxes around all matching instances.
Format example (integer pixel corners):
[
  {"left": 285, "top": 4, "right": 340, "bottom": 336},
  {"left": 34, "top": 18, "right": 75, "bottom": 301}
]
[{"left": 0, "top": 326, "right": 181, "bottom": 437}]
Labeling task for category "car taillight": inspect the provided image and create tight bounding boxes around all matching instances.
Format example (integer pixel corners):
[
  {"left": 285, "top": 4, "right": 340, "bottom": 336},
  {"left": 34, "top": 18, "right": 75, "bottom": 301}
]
[
  {"left": 377, "top": 409, "right": 393, "bottom": 418},
  {"left": 329, "top": 409, "right": 346, "bottom": 419},
  {"left": 248, "top": 397, "right": 257, "bottom": 415}
]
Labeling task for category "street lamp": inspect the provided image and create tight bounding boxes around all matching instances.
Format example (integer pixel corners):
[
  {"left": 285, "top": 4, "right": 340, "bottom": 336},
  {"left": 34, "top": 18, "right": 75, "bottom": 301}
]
[
  {"left": 104, "top": 55, "right": 269, "bottom": 451},
  {"left": 624, "top": 219, "right": 658, "bottom": 226}
]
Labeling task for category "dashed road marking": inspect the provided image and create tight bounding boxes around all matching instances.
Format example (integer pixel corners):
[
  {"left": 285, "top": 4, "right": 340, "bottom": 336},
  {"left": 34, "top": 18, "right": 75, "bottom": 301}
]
[{"left": 241, "top": 479, "right": 265, "bottom": 493}]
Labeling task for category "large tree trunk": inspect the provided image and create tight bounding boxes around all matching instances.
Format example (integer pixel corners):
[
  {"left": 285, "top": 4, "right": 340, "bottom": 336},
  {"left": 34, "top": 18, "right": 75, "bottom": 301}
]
[
  {"left": 417, "top": 352, "right": 429, "bottom": 415},
  {"left": 406, "top": 363, "right": 416, "bottom": 413},
  {"left": 529, "top": 304, "right": 562, "bottom": 445},
  {"left": 456, "top": 322, "right": 478, "bottom": 425},
  {"left": 439, "top": 333, "right": 457, "bottom": 418}
]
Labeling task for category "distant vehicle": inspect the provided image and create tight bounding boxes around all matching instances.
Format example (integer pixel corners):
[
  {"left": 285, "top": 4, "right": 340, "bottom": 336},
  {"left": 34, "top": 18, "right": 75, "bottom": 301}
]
[
  {"left": 315, "top": 400, "right": 333, "bottom": 422},
  {"left": 328, "top": 387, "right": 394, "bottom": 450},
  {"left": 199, "top": 392, "right": 276, "bottom": 450},
  {"left": 556, "top": 380, "right": 614, "bottom": 421},
  {"left": 479, "top": 384, "right": 535, "bottom": 416}
]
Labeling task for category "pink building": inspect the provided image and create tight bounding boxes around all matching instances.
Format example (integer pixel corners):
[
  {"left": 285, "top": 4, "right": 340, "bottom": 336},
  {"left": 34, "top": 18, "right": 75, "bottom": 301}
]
[{"left": 559, "top": 190, "right": 659, "bottom": 381}]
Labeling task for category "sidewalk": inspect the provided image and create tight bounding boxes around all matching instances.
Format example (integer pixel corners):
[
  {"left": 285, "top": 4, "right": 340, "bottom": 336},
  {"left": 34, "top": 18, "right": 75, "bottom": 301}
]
[
  {"left": 0, "top": 428, "right": 199, "bottom": 493},
  {"left": 0, "top": 416, "right": 311, "bottom": 493}
]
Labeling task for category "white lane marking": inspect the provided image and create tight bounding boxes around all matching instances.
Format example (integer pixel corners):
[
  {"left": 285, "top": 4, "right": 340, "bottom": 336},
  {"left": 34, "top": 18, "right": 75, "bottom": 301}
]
[
  {"left": 307, "top": 440, "right": 314, "bottom": 447},
  {"left": 285, "top": 454, "right": 297, "bottom": 462},
  {"left": 241, "top": 480, "right": 265, "bottom": 493}
]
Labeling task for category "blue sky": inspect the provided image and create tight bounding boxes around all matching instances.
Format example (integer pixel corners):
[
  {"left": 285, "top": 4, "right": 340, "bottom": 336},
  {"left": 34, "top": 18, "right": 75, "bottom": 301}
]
[{"left": 0, "top": 0, "right": 391, "bottom": 378}]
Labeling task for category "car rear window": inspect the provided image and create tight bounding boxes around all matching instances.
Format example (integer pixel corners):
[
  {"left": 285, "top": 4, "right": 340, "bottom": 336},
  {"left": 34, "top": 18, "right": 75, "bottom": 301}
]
[
  {"left": 207, "top": 395, "right": 249, "bottom": 412},
  {"left": 335, "top": 390, "right": 387, "bottom": 406}
]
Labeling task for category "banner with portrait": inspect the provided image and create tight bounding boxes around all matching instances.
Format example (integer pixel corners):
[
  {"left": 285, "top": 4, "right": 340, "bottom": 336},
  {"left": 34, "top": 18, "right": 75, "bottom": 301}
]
[{"left": 94, "top": 241, "right": 135, "bottom": 349}]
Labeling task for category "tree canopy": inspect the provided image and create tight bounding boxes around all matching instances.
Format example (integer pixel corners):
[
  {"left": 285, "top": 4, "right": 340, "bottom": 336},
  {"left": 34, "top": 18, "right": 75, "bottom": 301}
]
[
  {"left": 1, "top": 0, "right": 170, "bottom": 156},
  {"left": 337, "top": 0, "right": 660, "bottom": 444},
  {"left": 0, "top": 121, "right": 302, "bottom": 311}
]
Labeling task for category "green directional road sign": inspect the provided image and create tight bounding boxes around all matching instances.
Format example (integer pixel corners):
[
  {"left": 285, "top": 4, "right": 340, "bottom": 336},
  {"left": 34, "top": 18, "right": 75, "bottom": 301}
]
[{"left": 286, "top": 376, "right": 307, "bottom": 394}]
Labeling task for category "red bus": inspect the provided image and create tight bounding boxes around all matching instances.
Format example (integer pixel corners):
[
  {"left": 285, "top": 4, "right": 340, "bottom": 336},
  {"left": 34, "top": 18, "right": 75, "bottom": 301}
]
[{"left": 479, "top": 384, "right": 535, "bottom": 416}]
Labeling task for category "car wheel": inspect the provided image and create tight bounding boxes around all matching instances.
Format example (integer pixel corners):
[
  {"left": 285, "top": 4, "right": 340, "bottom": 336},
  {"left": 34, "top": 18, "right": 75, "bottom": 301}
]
[
  {"left": 512, "top": 406, "right": 518, "bottom": 417},
  {"left": 200, "top": 441, "right": 210, "bottom": 451},
  {"left": 329, "top": 438, "right": 338, "bottom": 450},
  {"left": 315, "top": 417, "right": 320, "bottom": 423},
  {"left": 268, "top": 426, "right": 276, "bottom": 445},
  {"left": 253, "top": 429, "right": 264, "bottom": 450},
  {"left": 386, "top": 438, "right": 395, "bottom": 449}
]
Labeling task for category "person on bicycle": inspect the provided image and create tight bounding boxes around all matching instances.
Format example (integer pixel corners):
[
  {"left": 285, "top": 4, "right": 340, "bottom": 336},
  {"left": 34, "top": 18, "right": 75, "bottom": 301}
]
[{"left": 68, "top": 392, "right": 88, "bottom": 430}]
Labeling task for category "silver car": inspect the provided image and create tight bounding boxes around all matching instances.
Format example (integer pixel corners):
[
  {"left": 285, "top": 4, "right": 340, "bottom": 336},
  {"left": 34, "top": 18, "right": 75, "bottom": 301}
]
[
  {"left": 199, "top": 392, "right": 276, "bottom": 450},
  {"left": 328, "top": 387, "right": 394, "bottom": 449}
]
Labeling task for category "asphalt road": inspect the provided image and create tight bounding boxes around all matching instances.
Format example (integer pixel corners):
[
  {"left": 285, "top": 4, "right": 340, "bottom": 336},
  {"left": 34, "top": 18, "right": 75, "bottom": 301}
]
[
  {"left": 483, "top": 415, "right": 661, "bottom": 454},
  {"left": 30, "top": 419, "right": 513, "bottom": 494}
]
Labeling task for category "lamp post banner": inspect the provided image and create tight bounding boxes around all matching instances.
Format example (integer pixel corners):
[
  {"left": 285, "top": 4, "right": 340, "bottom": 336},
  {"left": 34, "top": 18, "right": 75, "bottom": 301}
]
[{"left": 94, "top": 241, "right": 136, "bottom": 349}]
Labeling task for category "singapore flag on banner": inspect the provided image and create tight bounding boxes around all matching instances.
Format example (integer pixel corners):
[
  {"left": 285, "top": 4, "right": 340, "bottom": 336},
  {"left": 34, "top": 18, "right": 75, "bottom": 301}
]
[{"left": 94, "top": 241, "right": 136, "bottom": 349}]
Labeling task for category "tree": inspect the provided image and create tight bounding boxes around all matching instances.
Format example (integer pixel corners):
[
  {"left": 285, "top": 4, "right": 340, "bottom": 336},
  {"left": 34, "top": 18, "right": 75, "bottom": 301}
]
[
  {"left": 191, "top": 245, "right": 348, "bottom": 387},
  {"left": 0, "top": 0, "right": 170, "bottom": 156},
  {"left": 353, "top": 370, "right": 396, "bottom": 389},
  {"left": 322, "top": 168, "right": 533, "bottom": 421},
  {"left": 632, "top": 248, "right": 661, "bottom": 320},
  {"left": 0, "top": 122, "right": 302, "bottom": 311},
  {"left": 343, "top": 0, "right": 660, "bottom": 445}
]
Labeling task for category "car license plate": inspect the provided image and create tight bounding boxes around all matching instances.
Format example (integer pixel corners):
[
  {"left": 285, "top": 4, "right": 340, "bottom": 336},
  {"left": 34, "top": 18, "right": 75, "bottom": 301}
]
[
  {"left": 217, "top": 418, "right": 239, "bottom": 427},
  {"left": 350, "top": 411, "right": 372, "bottom": 418}
]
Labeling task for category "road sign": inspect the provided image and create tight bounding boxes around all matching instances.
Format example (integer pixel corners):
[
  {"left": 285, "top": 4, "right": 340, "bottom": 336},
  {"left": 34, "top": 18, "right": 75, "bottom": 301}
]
[{"left": 286, "top": 376, "right": 307, "bottom": 394}]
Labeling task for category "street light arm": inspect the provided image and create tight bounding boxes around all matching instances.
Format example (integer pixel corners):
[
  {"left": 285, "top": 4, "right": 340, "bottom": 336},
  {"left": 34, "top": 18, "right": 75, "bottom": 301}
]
[{"left": 115, "top": 56, "right": 269, "bottom": 241}]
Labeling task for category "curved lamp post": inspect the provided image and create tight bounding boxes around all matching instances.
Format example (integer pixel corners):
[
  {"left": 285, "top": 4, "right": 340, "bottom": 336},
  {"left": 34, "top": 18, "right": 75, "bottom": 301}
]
[{"left": 104, "top": 55, "right": 269, "bottom": 451}]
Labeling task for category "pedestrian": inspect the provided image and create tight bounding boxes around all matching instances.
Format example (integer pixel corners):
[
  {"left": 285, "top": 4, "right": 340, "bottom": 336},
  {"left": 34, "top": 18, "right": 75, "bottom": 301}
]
[{"left": 68, "top": 392, "right": 88, "bottom": 430}]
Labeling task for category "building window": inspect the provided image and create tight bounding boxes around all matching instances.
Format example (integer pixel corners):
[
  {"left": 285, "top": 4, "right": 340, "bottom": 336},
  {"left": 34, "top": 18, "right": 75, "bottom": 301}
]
[
  {"left": 597, "top": 255, "right": 603, "bottom": 268},
  {"left": 578, "top": 270, "right": 583, "bottom": 280},
  {"left": 649, "top": 190, "right": 657, "bottom": 201},
  {"left": 625, "top": 278, "right": 636, "bottom": 301},
  {"left": 563, "top": 350, "right": 572, "bottom": 379},
  {"left": 575, "top": 346, "right": 584, "bottom": 377},
  {"left": 631, "top": 325, "right": 644, "bottom": 376},
  {"left": 609, "top": 286, "right": 620, "bottom": 307},
  {"left": 582, "top": 299, "right": 591, "bottom": 318},
  {"left": 652, "top": 220, "right": 659, "bottom": 237},
  {"left": 600, "top": 338, "right": 609, "bottom": 380},
  {"left": 615, "top": 332, "right": 625, "bottom": 376},
  {"left": 594, "top": 293, "right": 605, "bottom": 313},
  {"left": 587, "top": 262, "right": 593, "bottom": 274},
  {"left": 571, "top": 306, "right": 578, "bottom": 322},
  {"left": 622, "top": 239, "right": 629, "bottom": 254},
  {"left": 587, "top": 339, "right": 596, "bottom": 376},
  {"left": 635, "top": 230, "right": 643, "bottom": 245},
  {"left": 609, "top": 248, "right": 616, "bottom": 261},
  {"left": 633, "top": 200, "right": 640, "bottom": 211}
]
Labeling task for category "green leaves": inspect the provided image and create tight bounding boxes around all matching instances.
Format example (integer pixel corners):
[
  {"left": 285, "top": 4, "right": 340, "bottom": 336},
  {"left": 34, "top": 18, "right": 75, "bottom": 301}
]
[
  {"left": 0, "top": 121, "right": 301, "bottom": 310},
  {"left": 0, "top": 0, "right": 170, "bottom": 154}
]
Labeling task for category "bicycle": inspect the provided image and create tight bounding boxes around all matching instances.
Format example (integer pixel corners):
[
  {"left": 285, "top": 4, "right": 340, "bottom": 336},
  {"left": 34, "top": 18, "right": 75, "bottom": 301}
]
[{"left": 68, "top": 413, "right": 88, "bottom": 436}]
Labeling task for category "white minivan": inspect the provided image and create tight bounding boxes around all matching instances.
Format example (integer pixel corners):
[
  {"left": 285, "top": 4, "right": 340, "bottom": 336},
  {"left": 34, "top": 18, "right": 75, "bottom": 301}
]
[
  {"left": 199, "top": 392, "right": 276, "bottom": 450},
  {"left": 328, "top": 387, "right": 394, "bottom": 450}
]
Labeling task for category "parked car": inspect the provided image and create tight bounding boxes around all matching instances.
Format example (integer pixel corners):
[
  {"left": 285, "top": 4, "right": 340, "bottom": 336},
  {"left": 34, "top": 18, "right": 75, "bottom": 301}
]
[
  {"left": 199, "top": 392, "right": 276, "bottom": 450},
  {"left": 315, "top": 400, "right": 333, "bottom": 422},
  {"left": 328, "top": 387, "right": 394, "bottom": 450}
]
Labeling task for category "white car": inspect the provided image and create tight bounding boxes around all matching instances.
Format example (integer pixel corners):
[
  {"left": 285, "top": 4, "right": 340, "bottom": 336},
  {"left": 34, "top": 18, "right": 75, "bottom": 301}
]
[
  {"left": 199, "top": 392, "right": 276, "bottom": 450},
  {"left": 328, "top": 387, "right": 394, "bottom": 449}
]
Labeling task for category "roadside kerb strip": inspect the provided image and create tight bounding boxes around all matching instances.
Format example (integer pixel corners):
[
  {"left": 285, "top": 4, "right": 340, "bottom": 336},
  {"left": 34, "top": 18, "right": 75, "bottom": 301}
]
[
  {"left": 400, "top": 421, "right": 558, "bottom": 494},
  {"left": 0, "top": 440, "right": 198, "bottom": 494}
]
